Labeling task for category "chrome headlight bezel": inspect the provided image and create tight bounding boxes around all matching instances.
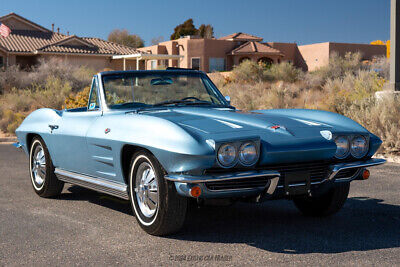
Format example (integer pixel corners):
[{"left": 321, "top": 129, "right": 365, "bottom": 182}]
[
  {"left": 238, "top": 141, "right": 258, "bottom": 166},
  {"left": 350, "top": 135, "right": 369, "bottom": 159},
  {"left": 217, "top": 143, "right": 237, "bottom": 168},
  {"left": 333, "top": 135, "right": 350, "bottom": 159},
  {"left": 215, "top": 139, "right": 260, "bottom": 168}
]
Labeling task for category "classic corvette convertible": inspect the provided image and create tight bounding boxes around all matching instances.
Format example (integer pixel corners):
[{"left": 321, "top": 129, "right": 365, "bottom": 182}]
[{"left": 15, "top": 69, "right": 385, "bottom": 236}]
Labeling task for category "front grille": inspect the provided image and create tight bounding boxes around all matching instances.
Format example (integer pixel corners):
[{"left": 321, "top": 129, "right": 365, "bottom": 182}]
[
  {"left": 204, "top": 161, "right": 362, "bottom": 191},
  {"left": 205, "top": 176, "right": 270, "bottom": 191},
  {"left": 268, "top": 161, "right": 330, "bottom": 186},
  {"left": 205, "top": 161, "right": 331, "bottom": 188}
]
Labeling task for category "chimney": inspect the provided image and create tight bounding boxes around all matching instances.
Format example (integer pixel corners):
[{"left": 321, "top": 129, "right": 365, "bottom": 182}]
[
  {"left": 51, "top": 23, "right": 54, "bottom": 32},
  {"left": 67, "top": 31, "right": 69, "bottom": 36},
  {"left": 57, "top": 27, "right": 60, "bottom": 34}
]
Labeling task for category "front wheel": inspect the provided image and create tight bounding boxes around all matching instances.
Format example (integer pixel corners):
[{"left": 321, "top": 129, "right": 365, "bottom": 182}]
[
  {"left": 129, "top": 151, "right": 187, "bottom": 236},
  {"left": 29, "top": 136, "right": 64, "bottom": 197},
  {"left": 293, "top": 183, "right": 350, "bottom": 217}
]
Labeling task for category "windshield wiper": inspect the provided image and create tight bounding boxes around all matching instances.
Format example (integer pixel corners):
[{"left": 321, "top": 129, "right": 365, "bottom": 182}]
[
  {"left": 152, "top": 100, "right": 188, "bottom": 107},
  {"left": 153, "top": 99, "right": 223, "bottom": 107}
]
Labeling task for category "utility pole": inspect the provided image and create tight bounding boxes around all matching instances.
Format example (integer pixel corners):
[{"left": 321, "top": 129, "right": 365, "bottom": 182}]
[{"left": 390, "top": 0, "right": 400, "bottom": 91}]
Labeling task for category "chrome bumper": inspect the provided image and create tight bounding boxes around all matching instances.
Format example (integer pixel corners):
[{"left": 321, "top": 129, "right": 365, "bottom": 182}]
[
  {"left": 328, "top": 158, "right": 386, "bottom": 181},
  {"left": 166, "top": 158, "right": 386, "bottom": 198},
  {"left": 165, "top": 170, "right": 280, "bottom": 183}
]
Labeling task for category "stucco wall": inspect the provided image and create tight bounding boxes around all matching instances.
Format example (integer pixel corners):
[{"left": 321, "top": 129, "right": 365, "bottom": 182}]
[
  {"left": 40, "top": 54, "right": 112, "bottom": 70},
  {"left": 298, "top": 42, "right": 330, "bottom": 71},
  {"left": 329, "top": 42, "right": 386, "bottom": 60},
  {"left": 299, "top": 42, "right": 386, "bottom": 71}
]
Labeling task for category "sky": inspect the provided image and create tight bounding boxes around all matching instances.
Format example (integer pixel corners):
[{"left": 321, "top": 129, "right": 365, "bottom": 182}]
[{"left": 1, "top": 0, "right": 390, "bottom": 46}]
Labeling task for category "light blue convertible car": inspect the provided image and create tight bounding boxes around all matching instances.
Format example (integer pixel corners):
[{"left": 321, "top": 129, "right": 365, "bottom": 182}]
[{"left": 15, "top": 69, "right": 385, "bottom": 235}]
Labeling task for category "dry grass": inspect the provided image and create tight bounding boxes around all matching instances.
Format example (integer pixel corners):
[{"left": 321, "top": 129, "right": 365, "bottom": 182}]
[
  {"left": 0, "top": 54, "right": 397, "bottom": 156},
  {"left": 0, "top": 59, "right": 95, "bottom": 133}
]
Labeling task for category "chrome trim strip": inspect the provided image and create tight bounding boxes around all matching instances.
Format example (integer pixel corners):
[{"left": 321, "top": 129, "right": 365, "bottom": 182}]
[
  {"left": 55, "top": 168, "right": 129, "bottom": 200},
  {"left": 328, "top": 158, "right": 386, "bottom": 180},
  {"left": 165, "top": 170, "right": 280, "bottom": 183}
]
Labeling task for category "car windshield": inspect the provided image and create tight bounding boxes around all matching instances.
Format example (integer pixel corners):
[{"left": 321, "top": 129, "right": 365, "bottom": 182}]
[{"left": 101, "top": 72, "right": 228, "bottom": 110}]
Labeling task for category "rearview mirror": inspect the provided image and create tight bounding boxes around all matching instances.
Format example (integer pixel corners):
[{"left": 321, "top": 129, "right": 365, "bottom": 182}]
[{"left": 225, "top": 95, "right": 231, "bottom": 104}]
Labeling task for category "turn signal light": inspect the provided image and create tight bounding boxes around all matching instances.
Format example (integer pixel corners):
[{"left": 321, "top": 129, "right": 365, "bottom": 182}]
[
  {"left": 190, "top": 186, "right": 202, "bottom": 198},
  {"left": 362, "top": 169, "right": 370, "bottom": 180}
]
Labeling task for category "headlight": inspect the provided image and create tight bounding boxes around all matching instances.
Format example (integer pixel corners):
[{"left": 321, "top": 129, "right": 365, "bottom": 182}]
[
  {"left": 334, "top": 136, "right": 350, "bottom": 159},
  {"left": 350, "top": 135, "right": 368, "bottom": 158},
  {"left": 238, "top": 142, "right": 258, "bottom": 166},
  {"left": 217, "top": 143, "right": 237, "bottom": 167}
]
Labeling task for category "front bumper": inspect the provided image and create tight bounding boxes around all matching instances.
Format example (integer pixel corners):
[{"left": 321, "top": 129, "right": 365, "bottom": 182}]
[{"left": 165, "top": 158, "right": 386, "bottom": 199}]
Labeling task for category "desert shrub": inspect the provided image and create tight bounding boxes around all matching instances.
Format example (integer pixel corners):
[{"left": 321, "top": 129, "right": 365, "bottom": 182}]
[
  {"left": 0, "top": 58, "right": 95, "bottom": 95},
  {"left": 264, "top": 62, "right": 303, "bottom": 83},
  {"left": 369, "top": 56, "right": 390, "bottom": 80},
  {"left": 341, "top": 97, "right": 400, "bottom": 155},
  {"left": 0, "top": 76, "right": 73, "bottom": 133},
  {"left": 322, "top": 70, "right": 385, "bottom": 113},
  {"left": 312, "top": 52, "right": 365, "bottom": 85},
  {"left": 0, "top": 109, "right": 26, "bottom": 134},
  {"left": 231, "top": 60, "right": 265, "bottom": 82},
  {"left": 64, "top": 86, "right": 91, "bottom": 109}
]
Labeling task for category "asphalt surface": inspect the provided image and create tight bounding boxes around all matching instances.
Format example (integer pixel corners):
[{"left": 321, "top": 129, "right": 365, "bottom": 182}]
[{"left": 0, "top": 143, "right": 399, "bottom": 266}]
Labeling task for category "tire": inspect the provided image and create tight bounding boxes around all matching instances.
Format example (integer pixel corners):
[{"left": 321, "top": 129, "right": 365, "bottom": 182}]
[
  {"left": 29, "top": 136, "right": 64, "bottom": 197},
  {"left": 293, "top": 183, "right": 350, "bottom": 217},
  {"left": 128, "top": 151, "right": 187, "bottom": 236}
]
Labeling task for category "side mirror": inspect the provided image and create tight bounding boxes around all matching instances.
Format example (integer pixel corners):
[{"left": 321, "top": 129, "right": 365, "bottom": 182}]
[{"left": 225, "top": 95, "right": 231, "bottom": 105}]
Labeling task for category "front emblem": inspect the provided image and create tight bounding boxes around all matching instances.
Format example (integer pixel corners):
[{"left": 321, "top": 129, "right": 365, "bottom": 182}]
[
  {"left": 270, "top": 125, "right": 281, "bottom": 130},
  {"left": 105, "top": 128, "right": 111, "bottom": 134},
  {"left": 320, "top": 130, "right": 332, "bottom": 140}
]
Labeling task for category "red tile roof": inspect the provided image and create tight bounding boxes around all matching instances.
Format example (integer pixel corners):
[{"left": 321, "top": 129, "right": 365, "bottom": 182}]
[
  {"left": 0, "top": 13, "right": 140, "bottom": 55},
  {"left": 219, "top": 32, "right": 263, "bottom": 41},
  {"left": 229, "top": 41, "right": 284, "bottom": 55}
]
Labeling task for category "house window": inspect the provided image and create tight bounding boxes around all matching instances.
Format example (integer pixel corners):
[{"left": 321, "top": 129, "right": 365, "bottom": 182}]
[
  {"left": 191, "top": 57, "right": 200, "bottom": 70},
  {"left": 162, "top": 59, "right": 169, "bottom": 67},
  {"left": 151, "top": 60, "right": 157, "bottom": 70},
  {"left": 0, "top": 56, "right": 3, "bottom": 68},
  {"left": 209, "top": 58, "right": 225, "bottom": 72}
]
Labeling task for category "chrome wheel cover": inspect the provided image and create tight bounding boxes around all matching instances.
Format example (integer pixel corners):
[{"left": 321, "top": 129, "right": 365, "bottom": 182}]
[
  {"left": 31, "top": 143, "right": 46, "bottom": 189},
  {"left": 134, "top": 162, "right": 158, "bottom": 218}
]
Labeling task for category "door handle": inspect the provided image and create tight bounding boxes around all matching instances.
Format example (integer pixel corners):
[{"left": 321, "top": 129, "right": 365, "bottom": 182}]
[{"left": 49, "top": 125, "right": 59, "bottom": 132}]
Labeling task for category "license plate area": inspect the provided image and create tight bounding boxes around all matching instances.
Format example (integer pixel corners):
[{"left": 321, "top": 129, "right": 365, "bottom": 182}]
[{"left": 284, "top": 171, "right": 311, "bottom": 195}]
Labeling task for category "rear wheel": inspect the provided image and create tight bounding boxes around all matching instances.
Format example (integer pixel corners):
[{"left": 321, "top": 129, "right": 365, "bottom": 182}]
[
  {"left": 129, "top": 151, "right": 187, "bottom": 236},
  {"left": 29, "top": 137, "right": 64, "bottom": 197},
  {"left": 293, "top": 183, "right": 350, "bottom": 217}
]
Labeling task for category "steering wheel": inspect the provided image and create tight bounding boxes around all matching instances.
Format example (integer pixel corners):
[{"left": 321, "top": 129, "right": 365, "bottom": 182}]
[{"left": 181, "top": 96, "right": 201, "bottom": 101}]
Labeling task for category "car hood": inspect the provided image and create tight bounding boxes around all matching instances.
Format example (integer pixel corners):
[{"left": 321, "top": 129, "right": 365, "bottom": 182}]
[
  {"left": 134, "top": 107, "right": 371, "bottom": 163},
  {"left": 140, "top": 107, "right": 334, "bottom": 137}
]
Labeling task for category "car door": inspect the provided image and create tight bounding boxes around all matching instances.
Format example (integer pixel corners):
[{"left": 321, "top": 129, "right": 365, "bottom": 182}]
[{"left": 49, "top": 77, "right": 102, "bottom": 175}]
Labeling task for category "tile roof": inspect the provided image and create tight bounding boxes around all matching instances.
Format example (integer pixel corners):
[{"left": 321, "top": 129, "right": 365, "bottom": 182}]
[
  {"left": 0, "top": 30, "right": 64, "bottom": 52},
  {"left": 229, "top": 41, "right": 284, "bottom": 55},
  {"left": 219, "top": 32, "right": 263, "bottom": 41},
  {"left": 0, "top": 13, "right": 140, "bottom": 55}
]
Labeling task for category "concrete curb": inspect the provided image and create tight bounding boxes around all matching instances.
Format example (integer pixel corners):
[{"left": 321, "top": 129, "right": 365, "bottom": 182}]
[{"left": 0, "top": 137, "right": 17, "bottom": 143}]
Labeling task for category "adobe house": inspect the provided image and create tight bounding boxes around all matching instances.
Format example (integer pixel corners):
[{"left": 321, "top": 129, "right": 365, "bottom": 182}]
[
  {"left": 138, "top": 33, "right": 288, "bottom": 72},
  {"left": 138, "top": 32, "right": 387, "bottom": 72},
  {"left": 0, "top": 13, "right": 180, "bottom": 71}
]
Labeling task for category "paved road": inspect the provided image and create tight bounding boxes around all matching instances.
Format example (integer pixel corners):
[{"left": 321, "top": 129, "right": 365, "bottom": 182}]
[{"left": 0, "top": 144, "right": 399, "bottom": 266}]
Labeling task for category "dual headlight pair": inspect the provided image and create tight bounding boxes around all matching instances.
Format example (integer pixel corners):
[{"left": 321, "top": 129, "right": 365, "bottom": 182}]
[
  {"left": 334, "top": 135, "right": 369, "bottom": 159},
  {"left": 217, "top": 142, "right": 258, "bottom": 168}
]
